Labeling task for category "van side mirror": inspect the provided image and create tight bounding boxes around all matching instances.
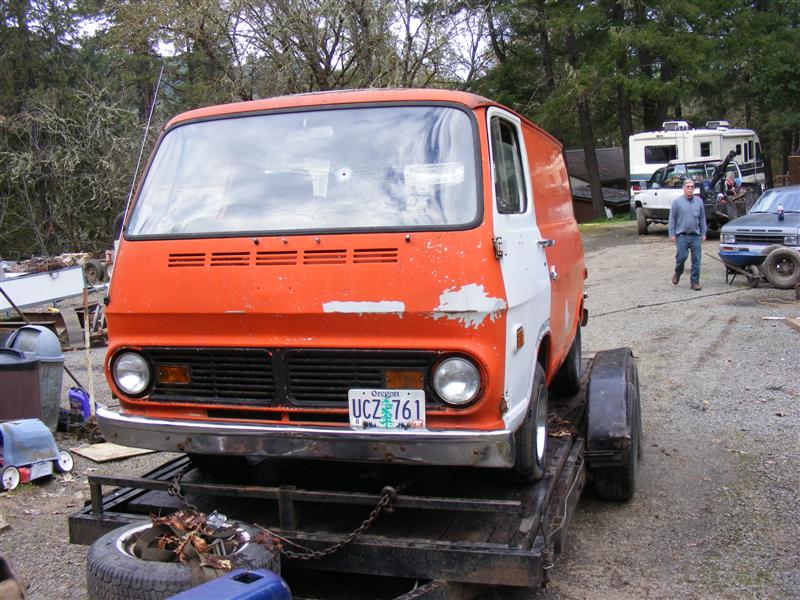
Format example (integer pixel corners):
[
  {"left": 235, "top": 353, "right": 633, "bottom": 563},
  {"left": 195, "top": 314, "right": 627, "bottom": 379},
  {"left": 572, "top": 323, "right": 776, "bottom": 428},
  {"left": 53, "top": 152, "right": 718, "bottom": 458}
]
[{"left": 112, "top": 211, "right": 125, "bottom": 241}]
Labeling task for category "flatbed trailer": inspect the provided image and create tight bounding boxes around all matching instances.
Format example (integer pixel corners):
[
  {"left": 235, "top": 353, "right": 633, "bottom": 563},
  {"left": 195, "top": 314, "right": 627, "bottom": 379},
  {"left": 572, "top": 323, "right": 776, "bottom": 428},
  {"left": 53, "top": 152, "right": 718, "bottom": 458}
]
[{"left": 69, "top": 348, "right": 641, "bottom": 599}]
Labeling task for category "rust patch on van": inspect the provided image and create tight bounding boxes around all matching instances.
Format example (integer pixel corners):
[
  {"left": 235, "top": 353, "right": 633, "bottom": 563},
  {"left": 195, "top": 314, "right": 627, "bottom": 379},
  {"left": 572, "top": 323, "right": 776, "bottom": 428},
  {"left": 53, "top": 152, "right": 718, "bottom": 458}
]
[{"left": 432, "top": 284, "right": 506, "bottom": 329}]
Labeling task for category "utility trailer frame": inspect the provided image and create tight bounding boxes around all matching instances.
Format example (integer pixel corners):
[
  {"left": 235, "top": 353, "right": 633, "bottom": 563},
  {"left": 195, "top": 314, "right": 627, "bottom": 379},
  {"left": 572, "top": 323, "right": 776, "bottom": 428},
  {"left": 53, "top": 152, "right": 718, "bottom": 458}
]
[{"left": 69, "top": 348, "right": 640, "bottom": 599}]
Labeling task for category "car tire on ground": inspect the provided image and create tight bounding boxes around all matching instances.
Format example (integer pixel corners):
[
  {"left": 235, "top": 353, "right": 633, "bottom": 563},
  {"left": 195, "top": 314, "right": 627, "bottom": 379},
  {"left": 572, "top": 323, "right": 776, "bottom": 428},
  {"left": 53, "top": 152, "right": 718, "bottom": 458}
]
[
  {"left": 549, "top": 327, "right": 582, "bottom": 397},
  {"left": 761, "top": 248, "right": 800, "bottom": 290},
  {"left": 86, "top": 520, "right": 278, "bottom": 600},
  {"left": 757, "top": 245, "right": 783, "bottom": 275},
  {"left": 511, "top": 363, "right": 548, "bottom": 484},
  {"left": 83, "top": 259, "right": 106, "bottom": 286},
  {"left": 636, "top": 206, "right": 648, "bottom": 235}
]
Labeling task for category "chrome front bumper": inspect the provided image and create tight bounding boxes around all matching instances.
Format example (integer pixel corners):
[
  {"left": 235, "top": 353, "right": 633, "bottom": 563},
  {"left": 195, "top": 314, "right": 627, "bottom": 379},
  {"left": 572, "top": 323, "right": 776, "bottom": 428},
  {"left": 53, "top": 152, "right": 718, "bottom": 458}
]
[{"left": 96, "top": 405, "right": 515, "bottom": 468}]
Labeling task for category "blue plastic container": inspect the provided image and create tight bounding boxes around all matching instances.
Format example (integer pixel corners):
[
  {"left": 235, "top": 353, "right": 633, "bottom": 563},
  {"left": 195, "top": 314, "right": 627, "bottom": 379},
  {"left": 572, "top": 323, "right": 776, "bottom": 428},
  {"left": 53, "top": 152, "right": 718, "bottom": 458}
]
[
  {"left": 68, "top": 387, "right": 91, "bottom": 421},
  {"left": 167, "top": 569, "right": 291, "bottom": 600}
]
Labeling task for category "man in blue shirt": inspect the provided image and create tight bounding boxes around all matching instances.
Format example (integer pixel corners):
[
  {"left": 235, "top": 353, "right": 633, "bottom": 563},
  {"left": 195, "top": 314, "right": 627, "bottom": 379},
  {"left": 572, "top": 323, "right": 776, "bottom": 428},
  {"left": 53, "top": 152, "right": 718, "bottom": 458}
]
[{"left": 668, "top": 178, "right": 707, "bottom": 290}]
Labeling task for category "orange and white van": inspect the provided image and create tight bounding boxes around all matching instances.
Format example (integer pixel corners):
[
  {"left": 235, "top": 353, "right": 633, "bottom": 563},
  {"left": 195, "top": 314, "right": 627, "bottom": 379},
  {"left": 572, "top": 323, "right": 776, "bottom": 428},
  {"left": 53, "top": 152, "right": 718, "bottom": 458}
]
[{"left": 99, "top": 89, "right": 586, "bottom": 482}]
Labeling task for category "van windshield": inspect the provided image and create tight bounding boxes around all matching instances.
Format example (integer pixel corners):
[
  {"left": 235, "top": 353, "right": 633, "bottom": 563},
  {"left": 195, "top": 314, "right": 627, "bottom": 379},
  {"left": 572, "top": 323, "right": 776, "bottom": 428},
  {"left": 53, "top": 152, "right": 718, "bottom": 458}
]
[{"left": 127, "top": 105, "right": 479, "bottom": 236}]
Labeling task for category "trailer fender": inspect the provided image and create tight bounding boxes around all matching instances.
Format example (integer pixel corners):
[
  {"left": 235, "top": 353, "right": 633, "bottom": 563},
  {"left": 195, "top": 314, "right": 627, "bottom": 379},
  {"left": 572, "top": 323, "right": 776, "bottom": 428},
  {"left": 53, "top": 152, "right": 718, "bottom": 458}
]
[{"left": 584, "top": 347, "right": 641, "bottom": 501}]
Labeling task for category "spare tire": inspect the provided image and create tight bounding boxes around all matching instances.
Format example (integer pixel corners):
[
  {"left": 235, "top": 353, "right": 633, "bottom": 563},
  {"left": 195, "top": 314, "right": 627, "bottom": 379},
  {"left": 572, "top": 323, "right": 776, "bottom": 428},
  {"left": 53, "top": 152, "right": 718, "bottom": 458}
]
[
  {"left": 86, "top": 520, "right": 278, "bottom": 600},
  {"left": 761, "top": 248, "right": 800, "bottom": 290}
]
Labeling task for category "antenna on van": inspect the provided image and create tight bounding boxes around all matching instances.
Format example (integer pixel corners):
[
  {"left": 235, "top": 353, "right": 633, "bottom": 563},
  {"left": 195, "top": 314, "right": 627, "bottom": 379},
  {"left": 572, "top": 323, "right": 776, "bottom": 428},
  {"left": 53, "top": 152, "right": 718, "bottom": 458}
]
[{"left": 123, "top": 65, "right": 165, "bottom": 221}]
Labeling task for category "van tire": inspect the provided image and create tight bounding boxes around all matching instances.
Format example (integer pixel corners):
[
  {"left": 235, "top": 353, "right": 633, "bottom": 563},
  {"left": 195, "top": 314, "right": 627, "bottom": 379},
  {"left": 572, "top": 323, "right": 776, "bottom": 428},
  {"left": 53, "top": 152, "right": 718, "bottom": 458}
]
[
  {"left": 635, "top": 207, "right": 647, "bottom": 235},
  {"left": 762, "top": 248, "right": 800, "bottom": 289},
  {"left": 549, "top": 327, "right": 581, "bottom": 397},
  {"left": 86, "top": 520, "right": 277, "bottom": 600},
  {"left": 511, "top": 363, "right": 548, "bottom": 483}
]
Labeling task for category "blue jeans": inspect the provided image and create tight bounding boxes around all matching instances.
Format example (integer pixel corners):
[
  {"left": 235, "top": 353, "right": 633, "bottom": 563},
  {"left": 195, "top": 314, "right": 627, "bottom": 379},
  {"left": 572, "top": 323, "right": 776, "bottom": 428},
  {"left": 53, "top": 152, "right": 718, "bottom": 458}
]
[{"left": 675, "top": 234, "right": 702, "bottom": 284}]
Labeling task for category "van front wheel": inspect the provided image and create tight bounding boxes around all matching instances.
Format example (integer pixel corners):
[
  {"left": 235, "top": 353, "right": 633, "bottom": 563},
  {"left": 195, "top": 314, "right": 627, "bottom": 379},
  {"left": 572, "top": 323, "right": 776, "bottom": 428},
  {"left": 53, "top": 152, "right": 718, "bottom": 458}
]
[{"left": 511, "top": 363, "right": 548, "bottom": 483}]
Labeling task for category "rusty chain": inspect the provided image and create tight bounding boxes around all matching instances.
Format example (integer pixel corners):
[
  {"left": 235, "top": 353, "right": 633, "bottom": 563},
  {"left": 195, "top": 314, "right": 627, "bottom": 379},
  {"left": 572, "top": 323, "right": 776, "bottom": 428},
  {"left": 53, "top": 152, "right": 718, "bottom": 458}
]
[
  {"left": 277, "top": 484, "right": 400, "bottom": 561},
  {"left": 168, "top": 466, "right": 405, "bottom": 562},
  {"left": 167, "top": 467, "right": 199, "bottom": 512}
]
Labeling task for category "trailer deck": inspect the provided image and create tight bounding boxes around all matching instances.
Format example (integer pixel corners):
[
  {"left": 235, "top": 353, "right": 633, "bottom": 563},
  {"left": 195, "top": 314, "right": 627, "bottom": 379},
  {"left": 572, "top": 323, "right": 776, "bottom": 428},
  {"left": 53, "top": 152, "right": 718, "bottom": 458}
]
[{"left": 70, "top": 351, "right": 640, "bottom": 599}]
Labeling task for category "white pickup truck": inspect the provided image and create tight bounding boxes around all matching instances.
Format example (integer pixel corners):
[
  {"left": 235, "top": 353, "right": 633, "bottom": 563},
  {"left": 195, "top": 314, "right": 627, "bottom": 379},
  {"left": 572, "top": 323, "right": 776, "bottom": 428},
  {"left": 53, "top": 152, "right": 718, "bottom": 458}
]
[{"left": 632, "top": 158, "right": 745, "bottom": 235}]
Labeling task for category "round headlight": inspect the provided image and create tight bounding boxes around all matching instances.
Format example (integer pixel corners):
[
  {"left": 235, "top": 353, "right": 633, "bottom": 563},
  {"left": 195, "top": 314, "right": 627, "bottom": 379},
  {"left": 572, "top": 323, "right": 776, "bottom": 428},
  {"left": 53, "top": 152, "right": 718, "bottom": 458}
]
[
  {"left": 433, "top": 358, "right": 480, "bottom": 405},
  {"left": 113, "top": 352, "right": 151, "bottom": 395}
]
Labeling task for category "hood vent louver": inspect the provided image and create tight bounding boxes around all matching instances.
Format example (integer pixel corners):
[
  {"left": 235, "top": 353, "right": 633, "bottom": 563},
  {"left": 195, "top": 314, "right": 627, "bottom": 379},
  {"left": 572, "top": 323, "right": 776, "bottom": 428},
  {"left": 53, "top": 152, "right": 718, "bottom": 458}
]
[
  {"left": 303, "top": 249, "right": 347, "bottom": 265},
  {"left": 353, "top": 248, "right": 399, "bottom": 264},
  {"left": 167, "top": 247, "right": 401, "bottom": 268},
  {"left": 255, "top": 251, "right": 298, "bottom": 266},
  {"left": 168, "top": 253, "right": 206, "bottom": 267},
  {"left": 210, "top": 252, "right": 250, "bottom": 266}
]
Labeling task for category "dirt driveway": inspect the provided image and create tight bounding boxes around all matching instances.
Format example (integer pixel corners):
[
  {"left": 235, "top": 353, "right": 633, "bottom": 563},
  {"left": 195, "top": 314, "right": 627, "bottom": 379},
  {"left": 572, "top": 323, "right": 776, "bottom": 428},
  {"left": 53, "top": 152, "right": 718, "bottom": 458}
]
[
  {"left": 541, "top": 221, "right": 799, "bottom": 599},
  {"left": 0, "top": 221, "right": 797, "bottom": 599}
]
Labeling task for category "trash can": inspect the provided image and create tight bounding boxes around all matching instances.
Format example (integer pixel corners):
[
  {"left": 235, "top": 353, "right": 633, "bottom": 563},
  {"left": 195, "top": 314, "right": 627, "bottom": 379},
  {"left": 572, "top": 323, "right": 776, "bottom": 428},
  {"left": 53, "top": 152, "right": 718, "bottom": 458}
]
[
  {"left": 0, "top": 348, "right": 41, "bottom": 422},
  {"left": 3, "top": 326, "right": 64, "bottom": 432}
]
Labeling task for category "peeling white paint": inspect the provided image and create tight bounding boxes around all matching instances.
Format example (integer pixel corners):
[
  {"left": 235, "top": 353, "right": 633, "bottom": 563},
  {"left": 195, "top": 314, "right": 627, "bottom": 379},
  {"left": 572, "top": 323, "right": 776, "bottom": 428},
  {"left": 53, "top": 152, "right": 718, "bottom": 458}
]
[
  {"left": 432, "top": 284, "right": 507, "bottom": 329},
  {"left": 323, "top": 301, "right": 405, "bottom": 316}
]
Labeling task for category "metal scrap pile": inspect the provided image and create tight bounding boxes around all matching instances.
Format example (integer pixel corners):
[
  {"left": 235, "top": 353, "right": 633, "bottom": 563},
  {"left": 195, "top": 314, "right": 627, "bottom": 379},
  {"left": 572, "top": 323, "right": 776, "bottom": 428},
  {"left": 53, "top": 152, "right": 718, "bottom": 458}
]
[
  {"left": 4, "top": 253, "right": 93, "bottom": 274},
  {"left": 127, "top": 510, "right": 247, "bottom": 572}
]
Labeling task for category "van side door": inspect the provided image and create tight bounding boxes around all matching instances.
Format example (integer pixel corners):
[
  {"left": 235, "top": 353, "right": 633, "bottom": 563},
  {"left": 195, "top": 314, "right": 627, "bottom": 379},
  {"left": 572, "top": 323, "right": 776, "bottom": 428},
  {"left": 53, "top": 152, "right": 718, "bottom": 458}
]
[{"left": 487, "top": 108, "right": 551, "bottom": 431}]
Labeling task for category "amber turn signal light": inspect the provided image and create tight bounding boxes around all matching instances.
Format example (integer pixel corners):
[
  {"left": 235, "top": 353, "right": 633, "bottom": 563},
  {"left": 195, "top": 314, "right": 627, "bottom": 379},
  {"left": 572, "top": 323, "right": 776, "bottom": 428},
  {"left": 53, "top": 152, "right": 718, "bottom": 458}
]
[
  {"left": 157, "top": 365, "right": 190, "bottom": 385},
  {"left": 385, "top": 370, "right": 424, "bottom": 389}
]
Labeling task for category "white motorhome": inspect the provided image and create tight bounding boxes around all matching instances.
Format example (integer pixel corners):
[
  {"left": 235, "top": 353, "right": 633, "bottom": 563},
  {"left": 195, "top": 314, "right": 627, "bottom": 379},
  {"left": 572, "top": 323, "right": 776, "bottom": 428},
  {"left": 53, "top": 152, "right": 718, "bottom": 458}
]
[{"left": 629, "top": 120, "right": 765, "bottom": 197}]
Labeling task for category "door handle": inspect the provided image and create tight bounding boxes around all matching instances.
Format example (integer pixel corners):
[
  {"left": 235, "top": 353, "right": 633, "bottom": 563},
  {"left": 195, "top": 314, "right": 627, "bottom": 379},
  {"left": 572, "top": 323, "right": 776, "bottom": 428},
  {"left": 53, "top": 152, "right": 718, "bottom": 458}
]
[{"left": 537, "top": 239, "right": 556, "bottom": 248}]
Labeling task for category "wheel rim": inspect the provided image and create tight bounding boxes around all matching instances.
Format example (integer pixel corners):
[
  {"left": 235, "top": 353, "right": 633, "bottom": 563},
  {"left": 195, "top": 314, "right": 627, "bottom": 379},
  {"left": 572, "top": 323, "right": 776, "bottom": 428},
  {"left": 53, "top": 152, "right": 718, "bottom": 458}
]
[
  {"left": 2, "top": 467, "right": 20, "bottom": 490},
  {"left": 58, "top": 451, "right": 74, "bottom": 472},
  {"left": 776, "top": 257, "right": 796, "bottom": 277},
  {"left": 535, "top": 386, "right": 547, "bottom": 462},
  {"left": 117, "top": 522, "right": 251, "bottom": 559}
]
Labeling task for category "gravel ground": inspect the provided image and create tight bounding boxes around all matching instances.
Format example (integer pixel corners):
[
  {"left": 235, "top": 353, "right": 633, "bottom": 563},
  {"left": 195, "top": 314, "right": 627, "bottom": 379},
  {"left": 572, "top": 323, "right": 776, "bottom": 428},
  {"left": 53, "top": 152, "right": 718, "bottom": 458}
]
[{"left": 0, "top": 220, "right": 797, "bottom": 599}]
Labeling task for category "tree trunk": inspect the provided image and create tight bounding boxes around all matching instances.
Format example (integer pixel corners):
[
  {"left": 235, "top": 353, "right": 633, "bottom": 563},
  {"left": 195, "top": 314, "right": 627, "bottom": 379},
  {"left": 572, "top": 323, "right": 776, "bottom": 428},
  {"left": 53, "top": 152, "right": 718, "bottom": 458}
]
[
  {"left": 578, "top": 99, "right": 605, "bottom": 218},
  {"left": 565, "top": 26, "right": 605, "bottom": 218},
  {"left": 617, "top": 82, "right": 634, "bottom": 189}
]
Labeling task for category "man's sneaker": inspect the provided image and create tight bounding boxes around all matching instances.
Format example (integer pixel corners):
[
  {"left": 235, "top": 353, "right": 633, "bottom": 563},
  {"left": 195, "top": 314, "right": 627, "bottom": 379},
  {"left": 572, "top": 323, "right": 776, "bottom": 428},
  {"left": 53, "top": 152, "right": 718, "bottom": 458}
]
[
  {"left": 691, "top": 282, "right": 702, "bottom": 291},
  {"left": 672, "top": 272, "right": 680, "bottom": 285}
]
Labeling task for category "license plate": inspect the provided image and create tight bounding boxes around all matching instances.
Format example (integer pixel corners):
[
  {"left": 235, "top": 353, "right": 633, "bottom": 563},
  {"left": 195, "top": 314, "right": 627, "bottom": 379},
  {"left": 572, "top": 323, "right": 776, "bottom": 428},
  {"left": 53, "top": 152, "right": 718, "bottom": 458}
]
[
  {"left": 348, "top": 389, "right": 426, "bottom": 430},
  {"left": 30, "top": 460, "right": 53, "bottom": 480}
]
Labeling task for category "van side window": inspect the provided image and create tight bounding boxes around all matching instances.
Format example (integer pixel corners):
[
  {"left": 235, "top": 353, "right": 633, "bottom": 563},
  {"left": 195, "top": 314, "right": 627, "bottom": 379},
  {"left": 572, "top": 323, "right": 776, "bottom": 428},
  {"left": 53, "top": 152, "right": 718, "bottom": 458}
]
[
  {"left": 490, "top": 118, "right": 527, "bottom": 214},
  {"left": 700, "top": 142, "right": 711, "bottom": 157}
]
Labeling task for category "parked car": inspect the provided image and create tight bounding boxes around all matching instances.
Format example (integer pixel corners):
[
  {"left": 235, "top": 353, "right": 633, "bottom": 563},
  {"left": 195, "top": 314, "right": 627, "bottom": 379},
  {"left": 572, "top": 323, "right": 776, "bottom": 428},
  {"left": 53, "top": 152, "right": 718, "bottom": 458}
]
[{"left": 719, "top": 185, "right": 800, "bottom": 289}]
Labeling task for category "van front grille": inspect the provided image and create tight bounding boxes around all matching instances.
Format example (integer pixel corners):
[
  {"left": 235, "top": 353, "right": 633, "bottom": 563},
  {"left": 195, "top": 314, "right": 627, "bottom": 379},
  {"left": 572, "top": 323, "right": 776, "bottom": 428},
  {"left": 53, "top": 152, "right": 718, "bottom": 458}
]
[
  {"left": 136, "top": 348, "right": 440, "bottom": 409},
  {"left": 144, "top": 348, "right": 274, "bottom": 405},
  {"left": 285, "top": 350, "right": 433, "bottom": 404}
]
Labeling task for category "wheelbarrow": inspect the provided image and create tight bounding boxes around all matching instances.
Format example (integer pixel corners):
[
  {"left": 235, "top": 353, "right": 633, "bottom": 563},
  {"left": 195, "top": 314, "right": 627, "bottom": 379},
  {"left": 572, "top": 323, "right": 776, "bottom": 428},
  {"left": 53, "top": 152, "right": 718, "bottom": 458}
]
[{"left": 706, "top": 253, "right": 764, "bottom": 288}]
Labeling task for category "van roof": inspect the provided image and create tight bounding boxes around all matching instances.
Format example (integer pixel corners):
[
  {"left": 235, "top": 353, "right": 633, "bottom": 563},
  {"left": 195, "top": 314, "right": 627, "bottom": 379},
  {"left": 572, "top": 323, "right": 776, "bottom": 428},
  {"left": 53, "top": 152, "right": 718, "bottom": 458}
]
[
  {"left": 169, "top": 88, "right": 491, "bottom": 125},
  {"left": 166, "top": 88, "right": 562, "bottom": 147}
]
